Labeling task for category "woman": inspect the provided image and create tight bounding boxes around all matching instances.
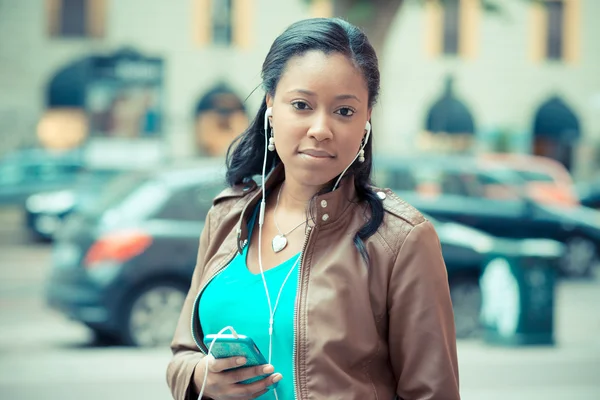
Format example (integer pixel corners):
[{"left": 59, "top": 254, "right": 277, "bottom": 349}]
[{"left": 167, "top": 18, "right": 460, "bottom": 400}]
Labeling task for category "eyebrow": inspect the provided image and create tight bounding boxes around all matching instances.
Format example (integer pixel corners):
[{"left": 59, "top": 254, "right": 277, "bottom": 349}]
[{"left": 287, "top": 89, "right": 361, "bottom": 103}]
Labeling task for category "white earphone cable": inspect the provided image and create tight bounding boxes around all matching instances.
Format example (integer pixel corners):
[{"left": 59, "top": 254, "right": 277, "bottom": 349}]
[
  {"left": 333, "top": 123, "right": 371, "bottom": 191},
  {"left": 197, "top": 111, "right": 368, "bottom": 399},
  {"left": 197, "top": 325, "right": 238, "bottom": 400}
]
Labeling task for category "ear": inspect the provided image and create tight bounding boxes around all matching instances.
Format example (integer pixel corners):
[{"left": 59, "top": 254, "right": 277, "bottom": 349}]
[
  {"left": 266, "top": 93, "right": 274, "bottom": 109},
  {"left": 367, "top": 107, "right": 372, "bottom": 122}
]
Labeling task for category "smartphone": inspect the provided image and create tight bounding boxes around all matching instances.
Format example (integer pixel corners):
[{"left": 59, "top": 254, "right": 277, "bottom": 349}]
[{"left": 203, "top": 333, "right": 274, "bottom": 386}]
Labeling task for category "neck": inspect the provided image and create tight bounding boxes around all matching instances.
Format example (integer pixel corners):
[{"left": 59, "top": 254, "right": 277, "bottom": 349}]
[{"left": 277, "top": 176, "right": 325, "bottom": 214}]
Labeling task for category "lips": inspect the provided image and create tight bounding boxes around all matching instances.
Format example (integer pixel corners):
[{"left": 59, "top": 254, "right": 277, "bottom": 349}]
[{"left": 300, "top": 149, "right": 334, "bottom": 158}]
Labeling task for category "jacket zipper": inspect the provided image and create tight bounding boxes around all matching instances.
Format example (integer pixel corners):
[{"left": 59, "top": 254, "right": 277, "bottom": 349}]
[
  {"left": 189, "top": 254, "right": 236, "bottom": 353},
  {"left": 191, "top": 208, "right": 250, "bottom": 352},
  {"left": 293, "top": 225, "right": 313, "bottom": 400}
]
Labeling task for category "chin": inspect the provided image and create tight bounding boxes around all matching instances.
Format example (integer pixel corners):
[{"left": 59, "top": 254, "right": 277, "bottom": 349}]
[{"left": 284, "top": 160, "right": 344, "bottom": 188}]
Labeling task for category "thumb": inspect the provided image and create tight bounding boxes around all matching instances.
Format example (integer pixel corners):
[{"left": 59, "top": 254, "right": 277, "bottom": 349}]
[{"left": 204, "top": 355, "right": 219, "bottom": 373}]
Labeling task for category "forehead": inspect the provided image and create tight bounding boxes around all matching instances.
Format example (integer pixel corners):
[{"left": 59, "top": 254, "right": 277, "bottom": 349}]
[{"left": 276, "top": 50, "right": 368, "bottom": 98}]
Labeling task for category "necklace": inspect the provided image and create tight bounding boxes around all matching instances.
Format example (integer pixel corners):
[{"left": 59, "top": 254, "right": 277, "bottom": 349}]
[{"left": 272, "top": 185, "right": 307, "bottom": 253}]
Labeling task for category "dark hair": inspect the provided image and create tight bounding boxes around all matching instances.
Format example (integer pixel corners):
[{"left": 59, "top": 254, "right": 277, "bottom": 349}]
[{"left": 226, "top": 18, "right": 383, "bottom": 262}]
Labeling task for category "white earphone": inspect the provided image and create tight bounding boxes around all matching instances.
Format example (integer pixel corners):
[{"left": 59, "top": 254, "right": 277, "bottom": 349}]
[
  {"left": 363, "top": 120, "right": 371, "bottom": 148},
  {"left": 264, "top": 107, "right": 272, "bottom": 132},
  {"left": 332, "top": 119, "right": 371, "bottom": 191}
]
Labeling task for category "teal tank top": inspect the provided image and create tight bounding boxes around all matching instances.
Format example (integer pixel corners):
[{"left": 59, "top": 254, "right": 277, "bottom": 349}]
[{"left": 199, "top": 208, "right": 300, "bottom": 400}]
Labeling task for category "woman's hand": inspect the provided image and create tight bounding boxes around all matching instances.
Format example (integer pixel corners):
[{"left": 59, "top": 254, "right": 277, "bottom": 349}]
[{"left": 193, "top": 355, "right": 283, "bottom": 399}]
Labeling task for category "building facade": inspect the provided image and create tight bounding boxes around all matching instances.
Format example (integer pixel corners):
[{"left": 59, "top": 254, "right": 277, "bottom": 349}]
[
  {"left": 378, "top": 0, "right": 600, "bottom": 179},
  {"left": 0, "top": 0, "right": 333, "bottom": 164},
  {"left": 2, "top": 0, "right": 598, "bottom": 178}
]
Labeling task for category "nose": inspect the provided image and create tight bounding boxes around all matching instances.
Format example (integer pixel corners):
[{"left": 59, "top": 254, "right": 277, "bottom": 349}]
[{"left": 307, "top": 114, "right": 333, "bottom": 142}]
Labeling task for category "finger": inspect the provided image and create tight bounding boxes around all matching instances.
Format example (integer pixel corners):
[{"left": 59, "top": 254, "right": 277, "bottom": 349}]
[
  {"left": 223, "top": 364, "right": 274, "bottom": 384},
  {"left": 207, "top": 355, "right": 247, "bottom": 373},
  {"left": 231, "top": 373, "right": 283, "bottom": 397}
]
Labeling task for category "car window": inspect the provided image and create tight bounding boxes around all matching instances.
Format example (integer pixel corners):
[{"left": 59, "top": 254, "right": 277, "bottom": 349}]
[
  {"left": 374, "top": 167, "right": 416, "bottom": 191},
  {"left": 117, "top": 180, "right": 170, "bottom": 219},
  {"left": 377, "top": 165, "right": 479, "bottom": 197},
  {"left": 475, "top": 170, "right": 524, "bottom": 200},
  {"left": 82, "top": 172, "right": 150, "bottom": 217},
  {"left": 514, "top": 170, "right": 555, "bottom": 183},
  {"left": 99, "top": 180, "right": 170, "bottom": 227},
  {"left": 439, "top": 171, "right": 481, "bottom": 197},
  {"left": 157, "top": 183, "right": 223, "bottom": 221}
]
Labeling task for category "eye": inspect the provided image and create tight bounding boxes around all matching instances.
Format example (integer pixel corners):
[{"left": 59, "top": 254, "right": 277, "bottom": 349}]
[
  {"left": 291, "top": 101, "right": 312, "bottom": 111},
  {"left": 335, "top": 107, "right": 355, "bottom": 117}
]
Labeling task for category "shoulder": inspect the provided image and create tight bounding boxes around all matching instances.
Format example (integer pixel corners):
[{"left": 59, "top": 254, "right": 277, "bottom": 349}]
[
  {"left": 369, "top": 186, "right": 435, "bottom": 255},
  {"left": 206, "top": 178, "right": 258, "bottom": 226},
  {"left": 372, "top": 187, "right": 426, "bottom": 226}
]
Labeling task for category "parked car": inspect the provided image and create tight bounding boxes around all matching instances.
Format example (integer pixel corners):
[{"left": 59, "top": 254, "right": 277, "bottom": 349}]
[
  {"left": 480, "top": 153, "right": 579, "bottom": 207},
  {"left": 46, "top": 162, "right": 226, "bottom": 347},
  {"left": 24, "top": 168, "right": 128, "bottom": 241},
  {"left": 375, "top": 156, "right": 600, "bottom": 277},
  {"left": 0, "top": 149, "right": 84, "bottom": 206}
]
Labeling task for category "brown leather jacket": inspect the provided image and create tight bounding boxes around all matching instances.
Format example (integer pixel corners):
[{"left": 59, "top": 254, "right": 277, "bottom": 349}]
[{"left": 167, "top": 165, "right": 460, "bottom": 400}]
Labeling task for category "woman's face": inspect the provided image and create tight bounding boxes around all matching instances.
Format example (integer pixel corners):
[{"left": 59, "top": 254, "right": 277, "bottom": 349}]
[{"left": 266, "top": 50, "right": 372, "bottom": 188}]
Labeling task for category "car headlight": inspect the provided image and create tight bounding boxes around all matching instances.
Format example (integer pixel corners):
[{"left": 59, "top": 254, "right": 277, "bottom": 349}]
[
  {"left": 26, "top": 194, "right": 46, "bottom": 213},
  {"left": 26, "top": 190, "right": 76, "bottom": 213}
]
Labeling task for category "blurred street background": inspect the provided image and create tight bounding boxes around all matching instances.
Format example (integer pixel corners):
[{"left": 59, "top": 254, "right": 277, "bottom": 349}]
[
  {"left": 1, "top": 208, "right": 599, "bottom": 399},
  {"left": 1, "top": 0, "right": 600, "bottom": 399}
]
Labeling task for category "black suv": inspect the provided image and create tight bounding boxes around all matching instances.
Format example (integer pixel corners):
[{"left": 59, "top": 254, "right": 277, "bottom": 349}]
[
  {"left": 375, "top": 156, "right": 600, "bottom": 277},
  {"left": 47, "top": 162, "right": 226, "bottom": 346}
]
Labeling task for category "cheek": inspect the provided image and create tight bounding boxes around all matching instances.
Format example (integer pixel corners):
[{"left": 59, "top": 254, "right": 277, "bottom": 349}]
[
  {"left": 273, "top": 122, "right": 304, "bottom": 148},
  {"left": 341, "top": 132, "right": 364, "bottom": 156},
  {"left": 342, "top": 145, "right": 359, "bottom": 165}
]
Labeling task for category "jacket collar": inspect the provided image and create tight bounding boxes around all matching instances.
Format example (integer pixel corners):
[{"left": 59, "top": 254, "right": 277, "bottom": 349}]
[{"left": 236, "top": 162, "right": 358, "bottom": 253}]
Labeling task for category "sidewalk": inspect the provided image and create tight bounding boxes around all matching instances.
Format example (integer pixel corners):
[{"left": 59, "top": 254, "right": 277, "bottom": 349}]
[
  {"left": 459, "top": 340, "right": 600, "bottom": 399},
  {"left": 457, "top": 275, "right": 600, "bottom": 400}
]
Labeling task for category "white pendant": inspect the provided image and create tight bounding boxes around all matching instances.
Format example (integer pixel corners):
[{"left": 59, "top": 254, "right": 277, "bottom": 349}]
[{"left": 272, "top": 234, "right": 288, "bottom": 253}]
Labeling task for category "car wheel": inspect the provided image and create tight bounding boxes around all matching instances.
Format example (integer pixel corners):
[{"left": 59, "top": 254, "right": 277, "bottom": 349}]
[
  {"left": 560, "top": 236, "right": 598, "bottom": 278},
  {"left": 88, "top": 327, "right": 121, "bottom": 346},
  {"left": 449, "top": 277, "right": 482, "bottom": 339},
  {"left": 121, "top": 282, "right": 187, "bottom": 347}
]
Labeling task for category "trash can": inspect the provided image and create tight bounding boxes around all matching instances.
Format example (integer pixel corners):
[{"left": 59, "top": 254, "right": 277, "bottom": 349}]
[{"left": 479, "top": 238, "right": 564, "bottom": 346}]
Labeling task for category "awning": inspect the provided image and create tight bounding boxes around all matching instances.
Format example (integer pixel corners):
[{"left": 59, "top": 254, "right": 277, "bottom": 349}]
[
  {"left": 426, "top": 77, "right": 475, "bottom": 134},
  {"left": 533, "top": 97, "right": 580, "bottom": 142}
]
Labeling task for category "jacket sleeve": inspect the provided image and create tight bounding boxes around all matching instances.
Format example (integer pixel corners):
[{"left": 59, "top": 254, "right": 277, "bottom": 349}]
[
  {"left": 388, "top": 221, "right": 460, "bottom": 400},
  {"left": 166, "top": 207, "right": 214, "bottom": 400}
]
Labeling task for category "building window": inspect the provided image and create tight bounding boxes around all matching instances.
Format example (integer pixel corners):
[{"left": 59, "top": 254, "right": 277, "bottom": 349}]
[
  {"left": 546, "top": 1, "right": 564, "bottom": 60},
  {"left": 425, "top": 0, "right": 479, "bottom": 59},
  {"left": 443, "top": 0, "right": 460, "bottom": 55},
  {"left": 60, "top": 0, "right": 86, "bottom": 36},
  {"left": 47, "top": 0, "right": 106, "bottom": 39},
  {"left": 530, "top": 0, "right": 579, "bottom": 63},
  {"left": 212, "top": 0, "right": 233, "bottom": 45},
  {"left": 193, "top": 0, "right": 254, "bottom": 49}
]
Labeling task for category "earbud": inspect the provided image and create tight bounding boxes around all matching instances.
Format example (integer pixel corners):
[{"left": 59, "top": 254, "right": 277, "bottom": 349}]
[
  {"left": 362, "top": 121, "right": 371, "bottom": 148},
  {"left": 264, "top": 107, "right": 273, "bottom": 132},
  {"left": 265, "top": 107, "right": 275, "bottom": 152},
  {"left": 364, "top": 121, "right": 372, "bottom": 145},
  {"left": 357, "top": 121, "right": 371, "bottom": 164}
]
